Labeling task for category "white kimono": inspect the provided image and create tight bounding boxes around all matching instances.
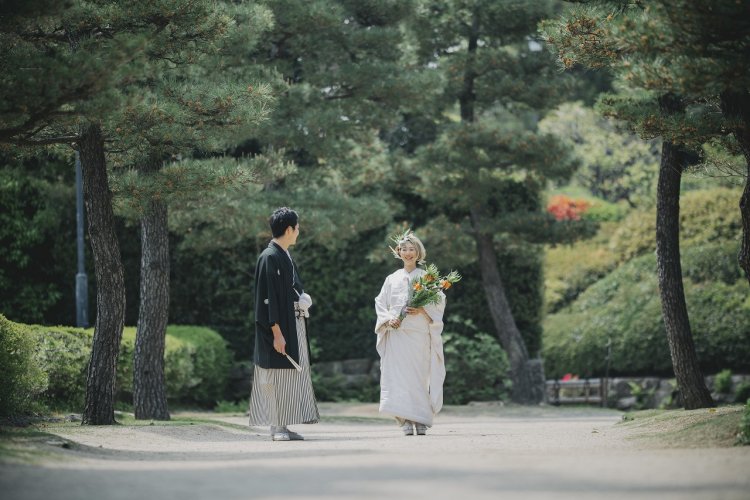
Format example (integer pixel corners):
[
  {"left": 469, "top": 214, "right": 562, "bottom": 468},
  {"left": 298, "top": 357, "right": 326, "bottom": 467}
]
[{"left": 374, "top": 267, "right": 446, "bottom": 426}]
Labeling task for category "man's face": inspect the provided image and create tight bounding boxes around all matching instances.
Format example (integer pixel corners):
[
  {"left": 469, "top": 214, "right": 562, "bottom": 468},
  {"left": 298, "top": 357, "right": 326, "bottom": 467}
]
[{"left": 288, "top": 223, "right": 300, "bottom": 245}]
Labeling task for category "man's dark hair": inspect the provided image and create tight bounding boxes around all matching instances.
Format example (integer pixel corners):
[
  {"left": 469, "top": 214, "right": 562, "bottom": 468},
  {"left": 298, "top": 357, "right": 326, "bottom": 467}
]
[{"left": 269, "top": 207, "right": 299, "bottom": 238}]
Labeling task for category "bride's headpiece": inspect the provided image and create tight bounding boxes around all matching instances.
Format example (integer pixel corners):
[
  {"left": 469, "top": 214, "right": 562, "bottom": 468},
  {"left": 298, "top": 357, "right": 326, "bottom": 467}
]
[{"left": 389, "top": 228, "right": 426, "bottom": 265}]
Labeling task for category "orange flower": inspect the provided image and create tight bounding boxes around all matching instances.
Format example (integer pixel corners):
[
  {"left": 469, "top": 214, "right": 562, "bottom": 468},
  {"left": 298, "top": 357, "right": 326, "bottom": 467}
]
[
  {"left": 424, "top": 274, "right": 436, "bottom": 283},
  {"left": 413, "top": 282, "right": 423, "bottom": 291},
  {"left": 441, "top": 280, "right": 451, "bottom": 290}
]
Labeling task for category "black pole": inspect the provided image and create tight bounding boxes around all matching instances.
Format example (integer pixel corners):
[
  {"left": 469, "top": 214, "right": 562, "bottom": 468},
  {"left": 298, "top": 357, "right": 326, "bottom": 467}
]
[
  {"left": 603, "top": 336, "right": 612, "bottom": 408},
  {"left": 75, "top": 151, "right": 89, "bottom": 327}
]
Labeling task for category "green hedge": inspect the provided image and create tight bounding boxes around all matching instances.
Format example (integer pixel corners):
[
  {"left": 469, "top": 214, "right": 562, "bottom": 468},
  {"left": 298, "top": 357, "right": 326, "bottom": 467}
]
[
  {"left": 544, "top": 221, "right": 620, "bottom": 313},
  {"left": 609, "top": 188, "right": 742, "bottom": 263},
  {"left": 31, "top": 324, "right": 91, "bottom": 410},
  {"left": 115, "top": 325, "right": 232, "bottom": 406},
  {"left": 0, "top": 315, "right": 47, "bottom": 416},
  {"left": 0, "top": 317, "right": 232, "bottom": 415},
  {"left": 542, "top": 242, "right": 750, "bottom": 378}
]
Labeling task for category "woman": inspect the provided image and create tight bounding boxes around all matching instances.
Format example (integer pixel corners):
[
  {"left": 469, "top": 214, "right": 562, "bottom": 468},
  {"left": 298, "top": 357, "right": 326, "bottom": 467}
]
[{"left": 374, "top": 230, "right": 446, "bottom": 436}]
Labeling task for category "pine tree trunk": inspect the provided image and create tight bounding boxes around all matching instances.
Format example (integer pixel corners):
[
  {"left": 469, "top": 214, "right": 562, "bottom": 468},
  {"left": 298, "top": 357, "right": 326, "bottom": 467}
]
[
  {"left": 134, "top": 160, "right": 170, "bottom": 420},
  {"left": 656, "top": 94, "right": 714, "bottom": 410},
  {"left": 719, "top": 91, "right": 750, "bottom": 286},
  {"left": 458, "top": 11, "right": 543, "bottom": 404},
  {"left": 471, "top": 210, "right": 545, "bottom": 404},
  {"left": 740, "top": 164, "right": 750, "bottom": 287},
  {"left": 79, "top": 122, "right": 126, "bottom": 425}
]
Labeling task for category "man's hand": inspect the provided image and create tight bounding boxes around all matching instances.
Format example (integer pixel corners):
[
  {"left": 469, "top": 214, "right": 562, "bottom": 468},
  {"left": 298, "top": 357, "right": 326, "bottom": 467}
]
[
  {"left": 388, "top": 318, "right": 401, "bottom": 329},
  {"left": 273, "top": 335, "right": 286, "bottom": 355},
  {"left": 271, "top": 324, "right": 286, "bottom": 355}
]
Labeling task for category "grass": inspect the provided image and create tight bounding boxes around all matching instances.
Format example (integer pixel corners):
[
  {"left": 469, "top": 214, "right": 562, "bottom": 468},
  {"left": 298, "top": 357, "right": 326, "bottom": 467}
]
[
  {"left": 0, "top": 425, "right": 76, "bottom": 465},
  {"left": 0, "top": 410, "right": 259, "bottom": 466},
  {"left": 618, "top": 405, "right": 746, "bottom": 448}
]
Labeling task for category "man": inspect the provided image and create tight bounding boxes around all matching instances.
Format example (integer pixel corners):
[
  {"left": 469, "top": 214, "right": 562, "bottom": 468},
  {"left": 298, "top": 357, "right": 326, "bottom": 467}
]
[{"left": 248, "top": 207, "right": 318, "bottom": 441}]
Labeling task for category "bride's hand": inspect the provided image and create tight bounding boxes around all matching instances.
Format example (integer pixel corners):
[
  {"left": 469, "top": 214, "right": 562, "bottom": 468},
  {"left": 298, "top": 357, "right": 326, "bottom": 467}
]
[{"left": 405, "top": 307, "right": 422, "bottom": 315}]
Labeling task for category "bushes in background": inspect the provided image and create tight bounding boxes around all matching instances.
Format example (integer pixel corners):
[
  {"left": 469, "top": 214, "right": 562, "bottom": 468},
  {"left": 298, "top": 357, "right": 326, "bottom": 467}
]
[
  {"left": 116, "top": 325, "right": 232, "bottom": 406},
  {"left": 544, "top": 221, "right": 620, "bottom": 313},
  {"left": 31, "top": 324, "right": 91, "bottom": 410},
  {"left": 0, "top": 316, "right": 232, "bottom": 415},
  {"left": 161, "top": 325, "right": 232, "bottom": 404},
  {"left": 0, "top": 315, "right": 47, "bottom": 416},
  {"left": 609, "top": 188, "right": 742, "bottom": 263},
  {"left": 543, "top": 243, "right": 750, "bottom": 378},
  {"left": 546, "top": 188, "right": 742, "bottom": 314},
  {"left": 443, "top": 331, "right": 511, "bottom": 404}
]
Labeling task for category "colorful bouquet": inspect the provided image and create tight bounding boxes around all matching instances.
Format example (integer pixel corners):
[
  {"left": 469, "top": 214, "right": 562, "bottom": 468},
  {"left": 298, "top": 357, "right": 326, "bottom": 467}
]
[{"left": 398, "top": 263, "right": 461, "bottom": 321}]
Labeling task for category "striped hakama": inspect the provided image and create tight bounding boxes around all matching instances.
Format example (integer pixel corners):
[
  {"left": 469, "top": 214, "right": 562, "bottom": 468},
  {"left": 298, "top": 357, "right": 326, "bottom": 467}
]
[{"left": 248, "top": 305, "right": 319, "bottom": 427}]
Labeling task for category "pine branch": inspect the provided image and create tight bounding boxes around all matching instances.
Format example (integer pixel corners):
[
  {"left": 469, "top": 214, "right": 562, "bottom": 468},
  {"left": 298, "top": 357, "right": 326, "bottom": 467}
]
[{"left": 10, "top": 134, "right": 79, "bottom": 146}]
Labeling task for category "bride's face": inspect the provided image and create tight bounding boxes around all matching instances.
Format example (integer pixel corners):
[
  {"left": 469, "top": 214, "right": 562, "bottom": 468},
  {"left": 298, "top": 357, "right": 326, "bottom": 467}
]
[{"left": 399, "top": 243, "right": 418, "bottom": 265}]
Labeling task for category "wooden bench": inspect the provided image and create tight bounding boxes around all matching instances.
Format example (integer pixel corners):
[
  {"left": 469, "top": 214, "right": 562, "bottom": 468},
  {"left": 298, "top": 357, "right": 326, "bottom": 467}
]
[{"left": 546, "top": 378, "right": 607, "bottom": 406}]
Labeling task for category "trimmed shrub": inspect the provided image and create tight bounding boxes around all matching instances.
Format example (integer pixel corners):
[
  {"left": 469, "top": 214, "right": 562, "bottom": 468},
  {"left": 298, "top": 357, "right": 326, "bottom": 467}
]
[
  {"left": 30, "top": 324, "right": 91, "bottom": 410},
  {"left": 735, "top": 384, "right": 750, "bottom": 405},
  {"left": 714, "top": 370, "right": 732, "bottom": 394},
  {"left": 116, "top": 328, "right": 196, "bottom": 403},
  {"left": 0, "top": 317, "right": 231, "bottom": 415},
  {"left": 0, "top": 315, "right": 47, "bottom": 416},
  {"left": 443, "top": 332, "right": 511, "bottom": 404},
  {"left": 166, "top": 325, "right": 232, "bottom": 405},
  {"left": 609, "top": 188, "right": 742, "bottom": 263},
  {"left": 582, "top": 199, "right": 628, "bottom": 222},
  {"left": 544, "top": 221, "right": 620, "bottom": 313},
  {"left": 115, "top": 326, "right": 231, "bottom": 406},
  {"left": 543, "top": 243, "right": 750, "bottom": 378}
]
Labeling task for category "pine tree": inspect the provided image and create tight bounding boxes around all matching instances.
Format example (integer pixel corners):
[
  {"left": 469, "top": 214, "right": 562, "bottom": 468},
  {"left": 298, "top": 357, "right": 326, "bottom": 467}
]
[
  {"left": 543, "top": 0, "right": 750, "bottom": 283},
  {"left": 539, "top": 0, "right": 750, "bottom": 408},
  {"left": 168, "top": 1, "right": 431, "bottom": 253},
  {"left": 1, "top": 1, "right": 138, "bottom": 424},
  {"left": 0, "top": 0, "right": 275, "bottom": 423},
  {"left": 396, "top": 0, "right": 587, "bottom": 403},
  {"left": 107, "top": 1, "right": 275, "bottom": 421}
]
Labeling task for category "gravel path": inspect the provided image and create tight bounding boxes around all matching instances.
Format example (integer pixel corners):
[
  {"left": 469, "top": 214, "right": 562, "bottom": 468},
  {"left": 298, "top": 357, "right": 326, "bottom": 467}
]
[{"left": 2, "top": 403, "right": 748, "bottom": 500}]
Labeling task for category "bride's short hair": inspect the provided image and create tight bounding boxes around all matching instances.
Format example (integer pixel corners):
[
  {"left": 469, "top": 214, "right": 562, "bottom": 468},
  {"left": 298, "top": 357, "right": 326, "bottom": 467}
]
[{"left": 391, "top": 230, "right": 426, "bottom": 265}]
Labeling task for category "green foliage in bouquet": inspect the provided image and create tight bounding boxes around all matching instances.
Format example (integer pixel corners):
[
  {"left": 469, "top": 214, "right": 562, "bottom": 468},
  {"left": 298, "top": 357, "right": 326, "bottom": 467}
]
[{"left": 399, "top": 263, "right": 461, "bottom": 320}]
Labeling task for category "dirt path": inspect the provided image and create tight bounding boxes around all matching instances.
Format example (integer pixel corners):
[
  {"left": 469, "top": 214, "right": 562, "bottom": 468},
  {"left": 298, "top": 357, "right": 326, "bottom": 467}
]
[{"left": 2, "top": 403, "right": 748, "bottom": 500}]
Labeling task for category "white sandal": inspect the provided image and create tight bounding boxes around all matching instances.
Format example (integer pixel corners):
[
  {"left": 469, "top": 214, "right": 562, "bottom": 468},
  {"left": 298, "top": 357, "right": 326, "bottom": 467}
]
[{"left": 401, "top": 421, "right": 415, "bottom": 436}]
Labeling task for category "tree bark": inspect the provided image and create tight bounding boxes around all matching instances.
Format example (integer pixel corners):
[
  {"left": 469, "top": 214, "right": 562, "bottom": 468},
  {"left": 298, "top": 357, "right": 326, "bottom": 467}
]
[
  {"left": 79, "top": 122, "right": 126, "bottom": 425},
  {"left": 655, "top": 94, "right": 714, "bottom": 410},
  {"left": 459, "top": 10, "right": 479, "bottom": 123},
  {"left": 471, "top": 210, "right": 545, "bottom": 404},
  {"left": 719, "top": 90, "right": 750, "bottom": 286},
  {"left": 134, "top": 159, "right": 171, "bottom": 420}
]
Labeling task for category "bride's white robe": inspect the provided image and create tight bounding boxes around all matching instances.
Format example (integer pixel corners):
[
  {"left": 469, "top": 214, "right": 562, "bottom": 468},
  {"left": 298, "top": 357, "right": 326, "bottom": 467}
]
[{"left": 374, "top": 268, "right": 446, "bottom": 426}]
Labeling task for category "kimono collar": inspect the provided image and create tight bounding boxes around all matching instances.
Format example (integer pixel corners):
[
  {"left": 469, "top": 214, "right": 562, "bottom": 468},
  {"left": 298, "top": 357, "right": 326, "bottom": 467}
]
[{"left": 400, "top": 267, "right": 422, "bottom": 278}]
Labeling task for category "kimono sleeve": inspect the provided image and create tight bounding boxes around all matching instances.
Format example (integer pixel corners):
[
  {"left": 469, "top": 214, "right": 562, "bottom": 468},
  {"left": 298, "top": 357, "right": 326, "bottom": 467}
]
[
  {"left": 423, "top": 291, "right": 446, "bottom": 335},
  {"left": 374, "top": 276, "right": 395, "bottom": 334},
  {"left": 256, "top": 253, "right": 281, "bottom": 329}
]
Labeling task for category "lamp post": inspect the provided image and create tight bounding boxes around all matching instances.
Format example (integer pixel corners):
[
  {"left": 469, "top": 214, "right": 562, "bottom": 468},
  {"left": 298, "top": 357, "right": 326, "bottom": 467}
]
[{"left": 75, "top": 151, "right": 88, "bottom": 327}]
